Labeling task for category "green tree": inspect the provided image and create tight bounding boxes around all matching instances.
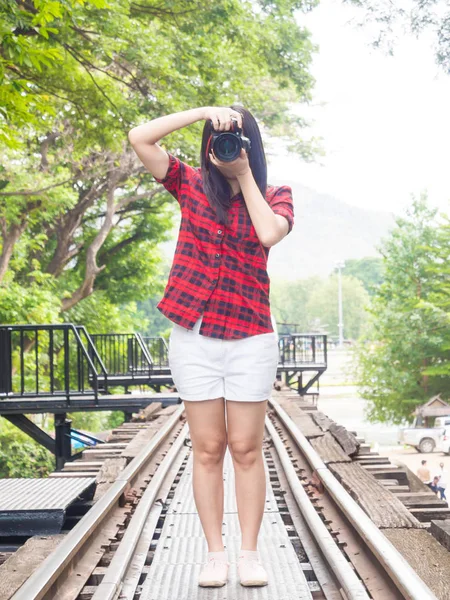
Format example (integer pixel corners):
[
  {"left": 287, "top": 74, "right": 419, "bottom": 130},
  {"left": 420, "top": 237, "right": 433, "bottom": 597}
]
[
  {"left": 0, "top": 1, "right": 320, "bottom": 475},
  {"left": 419, "top": 214, "right": 450, "bottom": 380},
  {"left": 307, "top": 274, "right": 370, "bottom": 339},
  {"left": 347, "top": 0, "right": 450, "bottom": 74},
  {"left": 0, "top": 419, "right": 54, "bottom": 477},
  {"left": 1, "top": 0, "right": 319, "bottom": 332},
  {"left": 270, "top": 276, "right": 320, "bottom": 331},
  {"left": 344, "top": 257, "right": 384, "bottom": 296},
  {"left": 353, "top": 196, "right": 450, "bottom": 424},
  {"left": 270, "top": 274, "right": 370, "bottom": 339}
]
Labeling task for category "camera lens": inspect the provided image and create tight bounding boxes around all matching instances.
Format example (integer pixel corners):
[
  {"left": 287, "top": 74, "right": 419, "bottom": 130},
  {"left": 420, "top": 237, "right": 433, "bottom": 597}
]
[{"left": 214, "top": 133, "right": 240, "bottom": 162}]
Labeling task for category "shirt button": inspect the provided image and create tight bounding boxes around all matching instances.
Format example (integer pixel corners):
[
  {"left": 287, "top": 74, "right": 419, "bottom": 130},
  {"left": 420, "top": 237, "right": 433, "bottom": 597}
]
[
  {"left": 218, "top": 229, "right": 223, "bottom": 235},
  {"left": 215, "top": 252, "right": 220, "bottom": 258}
]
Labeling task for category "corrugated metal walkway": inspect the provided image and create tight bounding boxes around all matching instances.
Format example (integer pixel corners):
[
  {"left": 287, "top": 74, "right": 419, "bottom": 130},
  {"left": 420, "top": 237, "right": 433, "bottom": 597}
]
[
  {"left": 140, "top": 448, "right": 313, "bottom": 599},
  {"left": 0, "top": 477, "right": 96, "bottom": 536}
]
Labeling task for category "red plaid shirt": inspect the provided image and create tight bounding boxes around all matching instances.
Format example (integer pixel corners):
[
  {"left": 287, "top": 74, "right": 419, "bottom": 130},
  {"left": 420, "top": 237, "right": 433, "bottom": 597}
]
[{"left": 154, "top": 152, "right": 294, "bottom": 339}]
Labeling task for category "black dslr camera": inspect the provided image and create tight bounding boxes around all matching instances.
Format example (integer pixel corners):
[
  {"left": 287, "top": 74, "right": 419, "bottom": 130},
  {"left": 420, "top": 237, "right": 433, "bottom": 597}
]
[{"left": 210, "top": 118, "right": 251, "bottom": 162}]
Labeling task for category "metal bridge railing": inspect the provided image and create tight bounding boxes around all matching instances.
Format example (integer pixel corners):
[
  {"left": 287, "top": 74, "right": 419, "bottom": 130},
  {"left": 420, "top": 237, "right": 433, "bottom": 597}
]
[
  {"left": 0, "top": 324, "right": 103, "bottom": 401},
  {"left": 0, "top": 322, "right": 327, "bottom": 403},
  {"left": 278, "top": 334, "right": 327, "bottom": 366},
  {"left": 278, "top": 322, "right": 305, "bottom": 335},
  {"left": 142, "top": 336, "right": 169, "bottom": 368},
  {"left": 89, "top": 333, "right": 153, "bottom": 379}
]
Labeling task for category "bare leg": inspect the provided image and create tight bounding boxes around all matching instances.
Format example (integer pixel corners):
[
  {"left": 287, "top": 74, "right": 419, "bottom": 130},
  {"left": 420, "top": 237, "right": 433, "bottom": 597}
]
[
  {"left": 226, "top": 399, "right": 268, "bottom": 551},
  {"left": 183, "top": 397, "right": 227, "bottom": 552}
]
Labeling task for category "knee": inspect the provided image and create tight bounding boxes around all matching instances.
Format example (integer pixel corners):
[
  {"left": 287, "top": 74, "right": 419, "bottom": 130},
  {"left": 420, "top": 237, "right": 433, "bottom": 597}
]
[
  {"left": 194, "top": 437, "right": 227, "bottom": 468},
  {"left": 228, "top": 439, "right": 260, "bottom": 469}
]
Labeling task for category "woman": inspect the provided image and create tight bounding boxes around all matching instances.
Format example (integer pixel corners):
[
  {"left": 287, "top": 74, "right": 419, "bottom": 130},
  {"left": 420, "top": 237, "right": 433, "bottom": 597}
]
[{"left": 128, "top": 105, "right": 294, "bottom": 588}]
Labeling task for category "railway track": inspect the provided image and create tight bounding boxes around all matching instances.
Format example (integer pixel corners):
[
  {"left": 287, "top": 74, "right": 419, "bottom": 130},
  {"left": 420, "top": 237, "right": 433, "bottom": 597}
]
[{"left": 7, "top": 395, "right": 440, "bottom": 600}]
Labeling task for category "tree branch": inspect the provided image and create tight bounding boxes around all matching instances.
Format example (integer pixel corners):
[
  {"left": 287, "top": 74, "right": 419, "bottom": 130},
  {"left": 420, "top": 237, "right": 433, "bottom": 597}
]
[{"left": 0, "top": 178, "right": 73, "bottom": 197}]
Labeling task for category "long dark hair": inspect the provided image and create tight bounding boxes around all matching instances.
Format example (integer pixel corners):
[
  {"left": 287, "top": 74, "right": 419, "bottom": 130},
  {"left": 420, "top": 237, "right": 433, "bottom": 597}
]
[{"left": 200, "top": 104, "right": 267, "bottom": 225}]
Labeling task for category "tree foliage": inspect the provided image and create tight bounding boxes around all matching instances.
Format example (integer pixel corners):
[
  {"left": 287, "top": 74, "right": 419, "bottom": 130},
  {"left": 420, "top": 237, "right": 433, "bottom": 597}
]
[
  {"left": 270, "top": 273, "right": 370, "bottom": 339},
  {"left": 346, "top": 0, "right": 450, "bottom": 73},
  {"left": 0, "top": 1, "right": 319, "bottom": 474},
  {"left": 353, "top": 196, "right": 450, "bottom": 424},
  {"left": 344, "top": 257, "right": 384, "bottom": 296},
  {"left": 0, "top": 418, "right": 54, "bottom": 477},
  {"left": 1, "top": 0, "right": 318, "bottom": 332}
]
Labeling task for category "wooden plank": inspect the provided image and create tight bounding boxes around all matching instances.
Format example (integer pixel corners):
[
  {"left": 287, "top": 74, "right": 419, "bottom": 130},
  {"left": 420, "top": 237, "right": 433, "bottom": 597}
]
[
  {"left": 63, "top": 462, "right": 103, "bottom": 471},
  {"left": 430, "top": 520, "right": 450, "bottom": 552},
  {"left": 94, "top": 457, "right": 128, "bottom": 501},
  {"left": 81, "top": 449, "right": 123, "bottom": 461},
  {"left": 409, "top": 508, "right": 450, "bottom": 522},
  {"left": 310, "top": 411, "right": 334, "bottom": 432},
  {"left": 386, "top": 486, "right": 410, "bottom": 493},
  {"left": 121, "top": 415, "right": 168, "bottom": 460},
  {"left": 0, "top": 553, "right": 13, "bottom": 567},
  {"left": 354, "top": 457, "right": 391, "bottom": 465},
  {"left": 49, "top": 472, "right": 96, "bottom": 478},
  {"left": 95, "top": 443, "right": 127, "bottom": 449},
  {"left": 0, "top": 535, "right": 64, "bottom": 599},
  {"left": 276, "top": 398, "right": 323, "bottom": 438},
  {"left": 308, "top": 409, "right": 360, "bottom": 456},
  {"left": 51, "top": 506, "right": 128, "bottom": 600},
  {"left": 383, "top": 528, "right": 450, "bottom": 600},
  {"left": 391, "top": 462, "right": 432, "bottom": 493},
  {"left": 161, "top": 404, "right": 183, "bottom": 416},
  {"left": 309, "top": 432, "right": 352, "bottom": 464},
  {"left": 328, "top": 423, "right": 360, "bottom": 456},
  {"left": 395, "top": 493, "right": 448, "bottom": 508},
  {"left": 78, "top": 586, "right": 97, "bottom": 600},
  {"left": 136, "top": 402, "right": 163, "bottom": 421},
  {"left": 363, "top": 466, "right": 409, "bottom": 482},
  {"left": 106, "top": 434, "right": 134, "bottom": 442},
  {"left": 329, "top": 462, "right": 422, "bottom": 529}
]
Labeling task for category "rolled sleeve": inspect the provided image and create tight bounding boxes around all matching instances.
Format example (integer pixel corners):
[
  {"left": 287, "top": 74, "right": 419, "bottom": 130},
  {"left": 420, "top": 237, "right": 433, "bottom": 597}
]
[
  {"left": 269, "top": 185, "right": 294, "bottom": 234},
  {"left": 154, "top": 152, "right": 197, "bottom": 206}
]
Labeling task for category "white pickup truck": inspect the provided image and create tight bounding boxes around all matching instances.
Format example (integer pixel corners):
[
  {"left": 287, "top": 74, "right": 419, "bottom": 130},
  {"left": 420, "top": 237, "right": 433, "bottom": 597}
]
[{"left": 398, "top": 415, "right": 450, "bottom": 453}]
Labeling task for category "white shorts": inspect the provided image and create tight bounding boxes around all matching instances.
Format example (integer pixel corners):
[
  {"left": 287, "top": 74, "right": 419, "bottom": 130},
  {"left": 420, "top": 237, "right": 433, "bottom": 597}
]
[{"left": 168, "top": 314, "right": 279, "bottom": 402}]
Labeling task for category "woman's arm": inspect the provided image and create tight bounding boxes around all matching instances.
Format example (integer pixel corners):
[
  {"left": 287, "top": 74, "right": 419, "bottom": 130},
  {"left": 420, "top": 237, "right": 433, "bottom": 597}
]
[
  {"left": 128, "top": 107, "right": 243, "bottom": 180},
  {"left": 209, "top": 148, "right": 292, "bottom": 248},
  {"left": 238, "top": 170, "right": 290, "bottom": 247},
  {"left": 128, "top": 108, "right": 206, "bottom": 180}
]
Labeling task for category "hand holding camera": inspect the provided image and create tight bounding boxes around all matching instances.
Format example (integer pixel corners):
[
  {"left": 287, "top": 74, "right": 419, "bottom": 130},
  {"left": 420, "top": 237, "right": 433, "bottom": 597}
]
[
  {"left": 209, "top": 146, "right": 250, "bottom": 179},
  {"left": 202, "top": 107, "right": 243, "bottom": 131},
  {"left": 202, "top": 107, "right": 251, "bottom": 173}
]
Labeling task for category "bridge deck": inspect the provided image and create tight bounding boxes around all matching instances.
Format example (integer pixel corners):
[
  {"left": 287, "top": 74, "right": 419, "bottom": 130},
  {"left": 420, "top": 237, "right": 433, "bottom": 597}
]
[
  {"left": 140, "top": 448, "right": 313, "bottom": 599},
  {"left": 0, "top": 392, "right": 180, "bottom": 415}
]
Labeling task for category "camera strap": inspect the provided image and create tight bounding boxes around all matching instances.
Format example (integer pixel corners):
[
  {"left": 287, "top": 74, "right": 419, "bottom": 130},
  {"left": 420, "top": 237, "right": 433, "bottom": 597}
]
[{"left": 205, "top": 134, "right": 213, "bottom": 167}]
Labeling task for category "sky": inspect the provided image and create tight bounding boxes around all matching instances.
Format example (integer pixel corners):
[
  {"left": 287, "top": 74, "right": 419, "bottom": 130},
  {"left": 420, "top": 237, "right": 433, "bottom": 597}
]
[{"left": 267, "top": 0, "right": 450, "bottom": 215}]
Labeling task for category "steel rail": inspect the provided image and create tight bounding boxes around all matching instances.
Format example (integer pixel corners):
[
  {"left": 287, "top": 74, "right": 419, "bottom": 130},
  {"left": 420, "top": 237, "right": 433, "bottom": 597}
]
[
  {"left": 12, "top": 403, "right": 185, "bottom": 600},
  {"left": 269, "top": 397, "right": 438, "bottom": 600},
  {"left": 265, "top": 417, "right": 370, "bottom": 599},
  {"left": 91, "top": 422, "right": 189, "bottom": 600}
]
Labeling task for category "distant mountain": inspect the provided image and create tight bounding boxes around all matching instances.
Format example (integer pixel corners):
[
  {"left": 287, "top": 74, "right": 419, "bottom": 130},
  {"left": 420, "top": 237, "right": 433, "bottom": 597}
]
[
  {"left": 267, "top": 181, "right": 395, "bottom": 279},
  {"left": 159, "top": 182, "right": 395, "bottom": 280}
]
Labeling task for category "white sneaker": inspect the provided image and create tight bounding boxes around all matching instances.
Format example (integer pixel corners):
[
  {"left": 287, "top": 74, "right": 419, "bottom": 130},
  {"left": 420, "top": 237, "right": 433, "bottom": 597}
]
[
  {"left": 237, "top": 549, "right": 268, "bottom": 586},
  {"left": 198, "top": 550, "right": 229, "bottom": 587}
]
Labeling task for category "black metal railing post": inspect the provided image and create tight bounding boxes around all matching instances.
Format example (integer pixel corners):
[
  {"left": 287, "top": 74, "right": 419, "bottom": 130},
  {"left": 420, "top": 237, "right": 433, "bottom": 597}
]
[
  {"left": 0, "top": 327, "right": 12, "bottom": 396},
  {"left": 20, "top": 329, "right": 24, "bottom": 395},
  {"left": 55, "top": 413, "right": 72, "bottom": 470},
  {"left": 63, "top": 327, "right": 70, "bottom": 403}
]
